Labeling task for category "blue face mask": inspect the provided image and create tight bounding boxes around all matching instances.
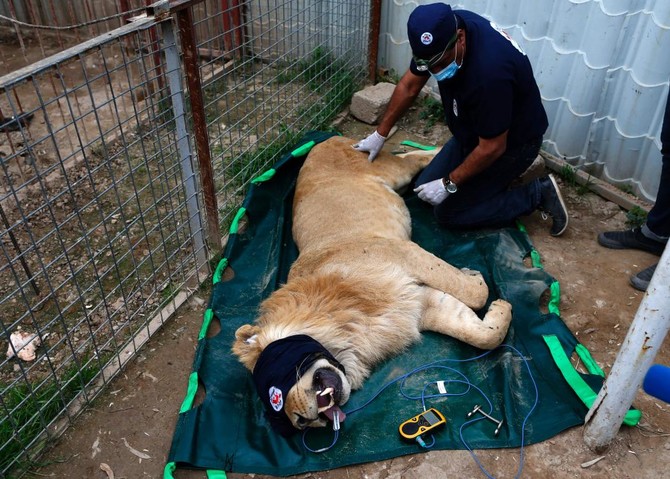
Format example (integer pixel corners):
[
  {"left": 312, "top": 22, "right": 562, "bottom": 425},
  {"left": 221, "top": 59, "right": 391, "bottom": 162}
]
[{"left": 431, "top": 43, "right": 460, "bottom": 81}]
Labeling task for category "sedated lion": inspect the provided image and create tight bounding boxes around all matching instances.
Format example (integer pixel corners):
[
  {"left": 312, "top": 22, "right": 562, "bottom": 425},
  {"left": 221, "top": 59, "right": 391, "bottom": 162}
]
[{"left": 232, "top": 135, "right": 512, "bottom": 436}]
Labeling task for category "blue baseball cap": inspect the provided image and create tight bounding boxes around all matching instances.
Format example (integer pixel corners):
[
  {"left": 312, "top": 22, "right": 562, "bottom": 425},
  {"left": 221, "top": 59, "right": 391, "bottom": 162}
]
[{"left": 407, "top": 3, "right": 458, "bottom": 61}]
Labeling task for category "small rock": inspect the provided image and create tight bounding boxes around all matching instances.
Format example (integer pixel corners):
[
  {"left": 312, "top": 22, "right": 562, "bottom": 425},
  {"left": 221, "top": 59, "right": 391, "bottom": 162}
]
[{"left": 6, "top": 331, "right": 41, "bottom": 361}]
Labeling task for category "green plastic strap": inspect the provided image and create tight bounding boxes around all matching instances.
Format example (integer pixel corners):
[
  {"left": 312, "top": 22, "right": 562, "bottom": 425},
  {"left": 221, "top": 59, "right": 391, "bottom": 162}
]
[
  {"left": 199, "top": 309, "right": 214, "bottom": 340},
  {"left": 514, "top": 220, "right": 542, "bottom": 268},
  {"left": 543, "top": 335, "right": 641, "bottom": 426},
  {"left": 165, "top": 461, "right": 223, "bottom": 478},
  {"left": 207, "top": 471, "right": 227, "bottom": 479},
  {"left": 212, "top": 257, "right": 228, "bottom": 285},
  {"left": 163, "top": 462, "right": 176, "bottom": 479},
  {"left": 530, "top": 249, "right": 542, "bottom": 269},
  {"left": 229, "top": 207, "right": 246, "bottom": 234},
  {"left": 251, "top": 168, "right": 276, "bottom": 184},
  {"left": 400, "top": 140, "right": 438, "bottom": 150},
  {"left": 575, "top": 343, "right": 605, "bottom": 378},
  {"left": 291, "top": 140, "right": 316, "bottom": 157},
  {"left": 179, "top": 372, "right": 199, "bottom": 413},
  {"left": 515, "top": 221, "right": 559, "bottom": 316},
  {"left": 548, "top": 281, "right": 561, "bottom": 316}
]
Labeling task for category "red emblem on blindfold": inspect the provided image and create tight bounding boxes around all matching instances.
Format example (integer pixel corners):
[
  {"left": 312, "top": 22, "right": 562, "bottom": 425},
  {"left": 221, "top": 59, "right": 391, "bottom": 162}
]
[{"left": 269, "top": 386, "right": 283, "bottom": 412}]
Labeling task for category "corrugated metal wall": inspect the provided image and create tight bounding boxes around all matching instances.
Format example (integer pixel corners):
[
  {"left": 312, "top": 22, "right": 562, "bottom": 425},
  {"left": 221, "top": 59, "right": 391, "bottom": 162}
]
[{"left": 379, "top": 0, "right": 670, "bottom": 202}]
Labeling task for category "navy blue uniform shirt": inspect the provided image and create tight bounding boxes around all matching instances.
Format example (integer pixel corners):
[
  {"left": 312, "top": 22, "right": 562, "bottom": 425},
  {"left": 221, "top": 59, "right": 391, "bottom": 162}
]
[{"left": 410, "top": 10, "right": 548, "bottom": 154}]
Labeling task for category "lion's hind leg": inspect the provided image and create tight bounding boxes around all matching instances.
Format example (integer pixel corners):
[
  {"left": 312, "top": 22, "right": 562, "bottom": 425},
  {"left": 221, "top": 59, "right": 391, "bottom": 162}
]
[{"left": 420, "top": 288, "right": 512, "bottom": 350}]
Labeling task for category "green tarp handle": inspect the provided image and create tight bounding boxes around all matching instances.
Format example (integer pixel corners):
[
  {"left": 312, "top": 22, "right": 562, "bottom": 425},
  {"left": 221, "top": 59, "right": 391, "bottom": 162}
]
[
  {"left": 199, "top": 309, "right": 214, "bottom": 340},
  {"left": 575, "top": 343, "right": 605, "bottom": 377},
  {"left": 516, "top": 220, "right": 561, "bottom": 316},
  {"left": 163, "top": 462, "right": 226, "bottom": 478},
  {"left": 212, "top": 258, "right": 228, "bottom": 285},
  {"left": 229, "top": 207, "right": 246, "bottom": 234},
  {"left": 515, "top": 220, "right": 542, "bottom": 269},
  {"left": 291, "top": 140, "right": 316, "bottom": 157},
  {"left": 548, "top": 281, "right": 561, "bottom": 317},
  {"left": 530, "top": 249, "right": 542, "bottom": 269},
  {"left": 400, "top": 140, "right": 437, "bottom": 150},
  {"left": 251, "top": 168, "right": 276, "bottom": 184},
  {"left": 179, "top": 372, "right": 199, "bottom": 413},
  {"left": 163, "top": 461, "right": 176, "bottom": 479},
  {"left": 543, "top": 335, "right": 641, "bottom": 426}
]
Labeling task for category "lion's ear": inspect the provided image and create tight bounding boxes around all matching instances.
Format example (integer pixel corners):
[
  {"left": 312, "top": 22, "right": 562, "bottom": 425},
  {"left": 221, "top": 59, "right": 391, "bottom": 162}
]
[{"left": 232, "top": 324, "right": 262, "bottom": 370}]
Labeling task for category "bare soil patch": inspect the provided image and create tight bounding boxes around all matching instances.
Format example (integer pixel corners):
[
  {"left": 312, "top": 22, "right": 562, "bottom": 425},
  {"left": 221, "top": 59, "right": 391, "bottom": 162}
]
[{"left": 30, "top": 107, "right": 670, "bottom": 479}]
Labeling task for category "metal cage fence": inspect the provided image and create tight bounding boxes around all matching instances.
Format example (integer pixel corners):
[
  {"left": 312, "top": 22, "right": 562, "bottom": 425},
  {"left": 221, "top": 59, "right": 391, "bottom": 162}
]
[
  {"left": 0, "top": 11, "right": 212, "bottom": 475},
  {"left": 0, "top": 0, "right": 372, "bottom": 475},
  {"left": 190, "top": 0, "right": 372, "bottom": 228}
]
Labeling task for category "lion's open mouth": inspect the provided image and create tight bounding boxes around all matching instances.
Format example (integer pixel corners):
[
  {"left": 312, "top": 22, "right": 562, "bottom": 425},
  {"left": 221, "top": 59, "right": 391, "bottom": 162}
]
[{"left": 314, "top": 367, "right": 347, "bottom": 424}]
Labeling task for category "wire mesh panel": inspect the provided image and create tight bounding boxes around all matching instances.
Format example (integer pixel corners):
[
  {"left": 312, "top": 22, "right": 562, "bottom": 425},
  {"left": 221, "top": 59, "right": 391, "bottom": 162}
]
[
  {"left": 0, "top": 15, "right": 208, "bottom": 475},
  {"left": 192, "top": 0, "right": 371, "bottom": 229},
  {"left": 0, "top": 0, "right": 155, "bottom": 70},
  {"left": 0, "top": 0, "right": 371, "bottom": 475}
]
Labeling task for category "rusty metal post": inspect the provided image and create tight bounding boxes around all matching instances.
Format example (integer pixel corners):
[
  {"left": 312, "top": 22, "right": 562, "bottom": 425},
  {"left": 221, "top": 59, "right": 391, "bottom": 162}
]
[
  {"left": 368, "top": 0, "right": 382, "bottom": 83},
  {"left": 145, "top": 0, "right": 165, "bottom": 92},
  {"left": 158, "top": 4, "right": 209, "bottom": 272},
  {"left": 221, "top": 0, "right": 243, "bottom": 55},
  {"left": 174, "top": 6, "right": 222, "bottom": 249}
]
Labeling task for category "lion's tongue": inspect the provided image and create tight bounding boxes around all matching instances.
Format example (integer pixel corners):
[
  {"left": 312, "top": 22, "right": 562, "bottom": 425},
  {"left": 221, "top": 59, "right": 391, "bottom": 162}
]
[
  {"left": 322, "top": 404, "right": 346, "bottom": 423},
  {"left": 317, "top": 394, "right": 346, "bottom": 423}
]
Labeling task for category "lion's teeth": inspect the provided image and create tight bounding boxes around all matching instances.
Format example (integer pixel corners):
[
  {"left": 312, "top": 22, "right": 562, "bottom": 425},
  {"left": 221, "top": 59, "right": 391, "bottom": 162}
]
[{"left": 319, "top": 387, "right": 334, "bottom": 396}]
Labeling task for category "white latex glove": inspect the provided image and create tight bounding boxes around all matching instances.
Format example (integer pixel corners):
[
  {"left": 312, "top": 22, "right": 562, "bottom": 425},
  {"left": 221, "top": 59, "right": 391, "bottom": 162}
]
[
  {"left": 414, "top": 178, "right": 449, "bottom": 205},
  {"left": 352, "top": 130, "right": 386, "bottom": 161}
]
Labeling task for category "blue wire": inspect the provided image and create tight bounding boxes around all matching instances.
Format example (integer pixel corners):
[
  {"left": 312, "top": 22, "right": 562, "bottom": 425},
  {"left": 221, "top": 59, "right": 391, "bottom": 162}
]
[
  {"left": 303, "top": 427, "right": 339, "bottom": 453},
  {"left": 301, "top": 343, "right": 539, "bottom": 479},
  {"left": 458, "top": 344, "right": 540, "bottom": 479}
]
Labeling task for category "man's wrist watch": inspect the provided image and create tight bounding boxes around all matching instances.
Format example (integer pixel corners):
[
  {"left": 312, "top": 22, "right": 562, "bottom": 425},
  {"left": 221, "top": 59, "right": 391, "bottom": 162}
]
[{"left": 442, "top": 177, "right": 458, "bottom": 194}]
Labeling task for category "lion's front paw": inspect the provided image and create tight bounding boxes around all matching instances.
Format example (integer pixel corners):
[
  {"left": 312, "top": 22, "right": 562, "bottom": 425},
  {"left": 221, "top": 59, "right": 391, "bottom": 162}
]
[
  {"left": 489, "top": 299, "right": 512, "bottom": 319},
  {"left": 460, "top": 267, "right": 483, "bottom": 278},
  {"left": 457, "top": 268, "right": 488, "bottom": 310},
  {"left": 486, "top": 299, "right": 513, "bottom": 327}
]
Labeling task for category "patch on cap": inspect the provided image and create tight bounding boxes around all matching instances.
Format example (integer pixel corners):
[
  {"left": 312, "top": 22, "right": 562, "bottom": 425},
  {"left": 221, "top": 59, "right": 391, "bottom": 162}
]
[{"left": 420, "top": 32, "right": 434, "bottom": 46}]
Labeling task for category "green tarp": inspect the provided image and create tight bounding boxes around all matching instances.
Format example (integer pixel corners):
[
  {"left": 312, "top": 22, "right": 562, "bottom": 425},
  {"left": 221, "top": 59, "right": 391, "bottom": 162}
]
[{"left": 165, "top": 132, "right": 622, "bottom": 477}]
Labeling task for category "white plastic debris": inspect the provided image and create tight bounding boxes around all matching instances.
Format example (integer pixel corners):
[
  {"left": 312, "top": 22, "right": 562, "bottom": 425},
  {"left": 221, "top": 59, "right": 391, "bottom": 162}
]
[
  {"left": 6, "top": 331, "right": 41, "bottom": 361},
  {"left": 100, "top": 463, "right": 115, "bottom": 479},
  {"left": 121, "top": 437, "right": 151, "bottom": 460}
]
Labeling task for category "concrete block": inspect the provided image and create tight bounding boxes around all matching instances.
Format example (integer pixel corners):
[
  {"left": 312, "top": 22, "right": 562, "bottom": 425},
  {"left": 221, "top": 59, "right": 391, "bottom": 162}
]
[{"left": 350, "top": 82, "right": 396, "bottom": 125}]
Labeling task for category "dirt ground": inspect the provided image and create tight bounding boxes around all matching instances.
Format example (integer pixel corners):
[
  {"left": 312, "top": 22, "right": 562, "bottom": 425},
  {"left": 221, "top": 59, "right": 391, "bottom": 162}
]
[{"left": 28, "top": 107, "right": 670, "bottom": 479}]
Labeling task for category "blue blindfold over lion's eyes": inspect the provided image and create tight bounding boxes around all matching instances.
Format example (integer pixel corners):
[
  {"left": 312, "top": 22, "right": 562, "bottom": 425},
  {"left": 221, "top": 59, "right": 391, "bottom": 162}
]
[{"left": 252, "top": 335, "right": 344, "bottom": 435}]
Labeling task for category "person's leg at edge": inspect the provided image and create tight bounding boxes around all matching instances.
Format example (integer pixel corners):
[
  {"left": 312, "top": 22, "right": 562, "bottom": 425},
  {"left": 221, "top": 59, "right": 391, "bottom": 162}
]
[
  {"left": 599, "top": 92, "right": 670, "bottom": 290},
  {"left": 645, "top": 91, "right": 670, "bottom": 240},
  {"left": 630, "top": 93, "right": 670, "bottom": 291}
]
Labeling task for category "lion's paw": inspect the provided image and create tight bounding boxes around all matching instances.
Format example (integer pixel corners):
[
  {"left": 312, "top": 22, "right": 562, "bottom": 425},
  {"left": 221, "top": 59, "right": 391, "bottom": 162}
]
[
  {"left": 485, "top": 299, "right": 513, "bottom": 329},
  {"left": 460, "top": 267, "right": 483, "bottom": 279}
]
